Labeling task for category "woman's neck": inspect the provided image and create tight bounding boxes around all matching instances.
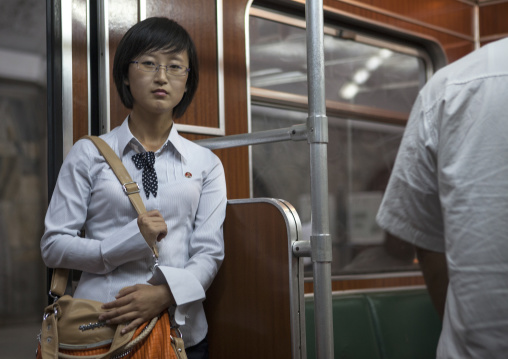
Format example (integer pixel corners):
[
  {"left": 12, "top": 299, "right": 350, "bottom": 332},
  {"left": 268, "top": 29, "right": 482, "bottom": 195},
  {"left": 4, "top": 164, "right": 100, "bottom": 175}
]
[{"left": 128, "top": 112, "right": 173, "bottom": 152}]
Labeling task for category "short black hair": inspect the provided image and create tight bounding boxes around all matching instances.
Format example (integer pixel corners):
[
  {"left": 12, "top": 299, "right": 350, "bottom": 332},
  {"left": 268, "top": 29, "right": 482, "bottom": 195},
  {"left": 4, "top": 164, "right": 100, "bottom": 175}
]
[{"left": 113, "top": 17, "right": 199, "bottom": 119}]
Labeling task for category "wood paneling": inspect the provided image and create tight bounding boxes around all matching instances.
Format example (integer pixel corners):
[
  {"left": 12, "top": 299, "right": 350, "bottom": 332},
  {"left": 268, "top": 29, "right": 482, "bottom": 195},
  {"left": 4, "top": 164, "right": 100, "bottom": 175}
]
[
  {"left": 72, "top": 0, "right": 89, "bottom": 141},
  {"left": 108, "top": 1, "right": 138, "bottom": 130},
  {"left": 147, "top": 0, "right": 220, "bottom": 129},
  {"left": 334, "top": 0, "right": 474, "bottom": 36},
  {"left": 480, "top": 2, "right": 508, "bottom": 44},
  {"left": 320, "top": 0, "right": 475, "bottom": 62},
  {"left": 218, "top": 0, "right": 251, "bottom": 199},
  {"left": 205, "top": 201, "right": 295, "bottom": 358}
]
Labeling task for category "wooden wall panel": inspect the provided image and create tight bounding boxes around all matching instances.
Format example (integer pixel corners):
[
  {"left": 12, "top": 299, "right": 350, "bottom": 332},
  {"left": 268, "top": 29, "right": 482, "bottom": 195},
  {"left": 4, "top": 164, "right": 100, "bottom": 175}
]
[
  {"left": 147, "top": 0, "right": 220, "bottom": 129},
  {"left": 72, "top": 0, "right": 89, "bottom": 142},
  {"left": 218, "top": 0, "right": 251, "bottom": 199},
  {"left": 320, "top": 0, "right": 475, "bottom": 62},
  {"left": 205, "top": 201, "right": 295, "bottom": 358},
  {"left": 480, "top": 2, "right": 508, "bottom": 44},
  {"left": 108, "top": 1, "right": 138, "bottom": 130},
  {"left": 339, "top": 0, "right": 474, "bottom": 36}
]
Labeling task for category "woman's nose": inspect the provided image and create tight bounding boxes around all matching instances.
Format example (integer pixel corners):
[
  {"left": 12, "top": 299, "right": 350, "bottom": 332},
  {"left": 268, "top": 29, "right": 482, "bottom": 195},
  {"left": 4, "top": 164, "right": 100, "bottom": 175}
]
[{"left": 154, "top": 66, "right": 169, "bottom": 82}]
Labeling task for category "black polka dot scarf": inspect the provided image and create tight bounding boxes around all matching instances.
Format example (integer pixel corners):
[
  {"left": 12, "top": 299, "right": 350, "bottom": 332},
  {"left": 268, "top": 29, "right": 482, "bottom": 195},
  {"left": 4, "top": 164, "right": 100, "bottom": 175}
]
[{"left": 132, "top": 151, "right": 158, "bottom": 198}]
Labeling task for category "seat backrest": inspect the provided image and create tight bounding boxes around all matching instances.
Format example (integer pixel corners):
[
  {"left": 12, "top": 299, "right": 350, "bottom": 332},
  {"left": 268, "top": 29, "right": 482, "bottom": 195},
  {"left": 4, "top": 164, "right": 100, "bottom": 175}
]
[
  {"left": 306, "top": 293, "right": 383, "bottom": 359},
  {"left": 204, "top": 198, "right": 305, "bottom": 359},
  {"left": 305, "top": 287, "right": 442, "bottom": 359},
  {"left": 367, "top": 288, "right": 441, "bottom": 359}
]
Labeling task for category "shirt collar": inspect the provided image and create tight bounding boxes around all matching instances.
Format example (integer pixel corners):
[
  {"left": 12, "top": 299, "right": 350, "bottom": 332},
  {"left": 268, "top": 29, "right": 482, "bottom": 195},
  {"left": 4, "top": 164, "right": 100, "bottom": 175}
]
[
  {"left": 168, "top": 124, "right": 189, "bottom": 161},
  {"left": 116, "top": 115, "right": 189, "bottom": 161},
  {"left": 117, "top": 117, "right": 134, "bottom": 154}
]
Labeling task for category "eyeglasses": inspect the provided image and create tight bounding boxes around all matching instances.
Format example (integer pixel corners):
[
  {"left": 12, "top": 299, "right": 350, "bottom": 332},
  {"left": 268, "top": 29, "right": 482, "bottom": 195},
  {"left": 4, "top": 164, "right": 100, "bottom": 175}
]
[{"left": 130, "top": 61, "right": 190, "bottom": 77}]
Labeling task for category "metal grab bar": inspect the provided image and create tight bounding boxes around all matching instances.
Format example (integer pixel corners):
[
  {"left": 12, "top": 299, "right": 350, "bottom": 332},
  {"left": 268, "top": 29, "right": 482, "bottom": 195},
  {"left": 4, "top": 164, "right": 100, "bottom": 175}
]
[
  {"left": 305, "top": 0, "right": 334, "bottom": 357},
  {"left": 195, "top": 124, "right": 307, "bottom": 150}
]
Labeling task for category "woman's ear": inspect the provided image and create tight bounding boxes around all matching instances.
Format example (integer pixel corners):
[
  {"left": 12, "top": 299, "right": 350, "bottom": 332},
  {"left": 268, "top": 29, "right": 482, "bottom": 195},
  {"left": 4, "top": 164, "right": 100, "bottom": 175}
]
[{"left": 124, "top": 78, "right": 130, "bottom": 86}]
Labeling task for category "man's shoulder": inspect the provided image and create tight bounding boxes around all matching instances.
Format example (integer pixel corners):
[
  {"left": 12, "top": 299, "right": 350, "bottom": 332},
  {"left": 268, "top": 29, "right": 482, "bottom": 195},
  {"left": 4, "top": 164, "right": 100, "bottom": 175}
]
[{"left": 431, "top": 37, "right": 508, "bottom": 87}]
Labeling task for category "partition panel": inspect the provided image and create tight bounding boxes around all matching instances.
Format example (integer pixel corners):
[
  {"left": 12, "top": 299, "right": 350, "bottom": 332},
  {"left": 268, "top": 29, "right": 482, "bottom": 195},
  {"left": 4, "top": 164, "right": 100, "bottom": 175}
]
[{"left": 204, "top": 199, "right": 305, "bottom": 359}]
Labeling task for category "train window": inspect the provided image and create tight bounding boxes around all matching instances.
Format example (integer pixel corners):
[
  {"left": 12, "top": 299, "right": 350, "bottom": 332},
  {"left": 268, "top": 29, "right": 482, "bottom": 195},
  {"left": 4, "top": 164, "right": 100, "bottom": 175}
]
[
  {"left": 249, "top": 11, "right": 428, "bottom": 114},
  {"left": 249, "top": 8, "right": 431, "bottom": 276}
]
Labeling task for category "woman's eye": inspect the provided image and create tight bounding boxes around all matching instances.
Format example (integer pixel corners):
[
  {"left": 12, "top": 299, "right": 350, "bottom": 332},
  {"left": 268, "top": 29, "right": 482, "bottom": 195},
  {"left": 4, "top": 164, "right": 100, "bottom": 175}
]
[
  {"left": 169, "top": 64, "right": 183, "bottom": 70},
  {"left": 141, "top": 61, "right": 156, "bottom": 67}
]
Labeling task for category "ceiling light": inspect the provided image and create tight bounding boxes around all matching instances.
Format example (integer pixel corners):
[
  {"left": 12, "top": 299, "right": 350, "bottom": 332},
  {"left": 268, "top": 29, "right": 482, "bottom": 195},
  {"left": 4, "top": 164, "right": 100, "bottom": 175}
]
[
  {"left": 353, "top": 69, "right": 370, "bottom": 84},
  {"left": 366, "top": 56, "right": 382, "bottom": 71},
  {"left": 379, "top": 49, "right": 393, "bottom": 59},
  {"left": 340, "top": 83, "right": 359, "bottom": 100}
]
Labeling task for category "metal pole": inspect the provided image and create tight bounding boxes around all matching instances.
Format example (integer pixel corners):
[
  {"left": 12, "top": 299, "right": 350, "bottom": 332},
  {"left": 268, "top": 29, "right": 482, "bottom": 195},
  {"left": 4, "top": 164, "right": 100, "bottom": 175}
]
[
  {"left": 306, "top": 0, "right": 334, "bottom": 358},
  {"left": 195, "top": 124, "right": 307, "bottom": 150}
]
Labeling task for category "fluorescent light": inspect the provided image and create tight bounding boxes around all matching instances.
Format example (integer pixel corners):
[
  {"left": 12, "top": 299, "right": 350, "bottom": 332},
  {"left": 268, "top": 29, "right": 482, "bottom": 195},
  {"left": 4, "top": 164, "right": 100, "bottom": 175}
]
[
  {"left": 340, "top": 82, "right": 359, "bottom": 100},
  {"left": 353, "top": 69, "right": 370, "bottom": 84},
  {"left": 366, "top": 56, "right": 382, "bottom": 71},
  {"left": 379, "top": 49, "right": 393, "bottom": 59}
]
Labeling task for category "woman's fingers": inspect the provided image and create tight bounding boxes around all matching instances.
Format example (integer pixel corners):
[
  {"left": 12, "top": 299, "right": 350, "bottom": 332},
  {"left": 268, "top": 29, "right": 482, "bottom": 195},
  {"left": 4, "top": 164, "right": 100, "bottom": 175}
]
[{"left": 137, "top": 210, "right": 168, "bottom": 245}]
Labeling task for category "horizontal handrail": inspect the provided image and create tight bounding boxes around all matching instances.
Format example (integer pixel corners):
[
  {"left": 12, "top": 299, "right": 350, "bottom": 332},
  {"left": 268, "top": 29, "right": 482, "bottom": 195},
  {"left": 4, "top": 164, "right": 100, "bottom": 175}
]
[{"left": 195, "top": 124, "right": 308, "bottom": 150}]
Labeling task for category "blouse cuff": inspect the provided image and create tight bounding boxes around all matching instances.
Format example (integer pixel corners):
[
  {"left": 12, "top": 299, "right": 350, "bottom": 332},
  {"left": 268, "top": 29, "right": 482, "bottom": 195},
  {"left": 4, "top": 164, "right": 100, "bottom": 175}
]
[{"left": 148, "top": 266, "right": 205, "bottom": 326}]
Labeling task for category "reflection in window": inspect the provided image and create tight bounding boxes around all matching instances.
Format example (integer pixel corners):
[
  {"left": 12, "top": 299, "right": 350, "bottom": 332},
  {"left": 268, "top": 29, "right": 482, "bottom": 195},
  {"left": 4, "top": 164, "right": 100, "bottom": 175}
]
[
  {"left": 250, "top": 15, "right": 426, "bottom": 113},
  {"left": 249, "top": 11, "right": 427, "bottom": 276},
  {"left": 0, "top": 83, "right": 46, "bottom": 321},
  {"left": 251, "top": 106, "right": 418, "bottom": 275}
]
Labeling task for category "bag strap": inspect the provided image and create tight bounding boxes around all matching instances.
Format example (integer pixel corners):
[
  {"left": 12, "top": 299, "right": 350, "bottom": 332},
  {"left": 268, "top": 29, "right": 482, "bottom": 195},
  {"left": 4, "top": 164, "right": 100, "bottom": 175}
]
[
  {"left": 83, "top": 135, "right": 147, "bottom": 216},
  {"left": 49, "top": 135, "right": 158, "bottom": 298}
]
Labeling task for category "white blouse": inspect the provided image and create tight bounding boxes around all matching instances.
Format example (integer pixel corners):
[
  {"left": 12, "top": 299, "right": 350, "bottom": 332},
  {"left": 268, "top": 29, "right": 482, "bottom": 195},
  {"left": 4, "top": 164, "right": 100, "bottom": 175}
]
[{"left": 41, "top": 117, "right": 227, "bottom": 347}]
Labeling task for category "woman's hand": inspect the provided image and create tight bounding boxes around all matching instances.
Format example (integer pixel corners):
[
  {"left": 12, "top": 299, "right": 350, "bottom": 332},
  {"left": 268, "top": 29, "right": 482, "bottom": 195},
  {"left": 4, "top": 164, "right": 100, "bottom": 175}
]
[
  {"left": 99, "top": 284, "right": 174, "bottom": 334},
  {"left": 137, "top": 210, "right": 167, "bottom": 247}
]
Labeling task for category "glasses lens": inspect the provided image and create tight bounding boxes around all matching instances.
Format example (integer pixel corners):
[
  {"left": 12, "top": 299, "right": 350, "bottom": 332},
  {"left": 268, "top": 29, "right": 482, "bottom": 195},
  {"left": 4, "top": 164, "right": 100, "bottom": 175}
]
[
  {"left": 133, "top": 61, "right": 188, "bottom": 76},
  {"left": 166, "top": 65, "right": 188, "bottom": 76},
  {"left": 137, "top": 62, "right": 157, "bottom": 72}
]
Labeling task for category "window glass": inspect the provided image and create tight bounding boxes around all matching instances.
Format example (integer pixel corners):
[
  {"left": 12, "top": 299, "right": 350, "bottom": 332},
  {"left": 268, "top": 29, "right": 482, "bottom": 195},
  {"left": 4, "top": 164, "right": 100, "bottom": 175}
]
[
  {"left": 251, "top": 106, "right": 419, "bottom": 275},
  {"left": 250, "top": 15, "right": 426, "bottom": 113},
  {"left": 0, "top": 83, "right": 46, "bottom": 319},
  {"left": 250, "top": 12, "right": 427, "bottom": 275}
]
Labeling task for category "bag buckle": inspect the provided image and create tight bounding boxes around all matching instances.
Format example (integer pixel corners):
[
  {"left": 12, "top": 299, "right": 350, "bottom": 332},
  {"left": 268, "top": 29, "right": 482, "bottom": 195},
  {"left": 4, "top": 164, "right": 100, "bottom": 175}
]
[
  {"left": 122, "top": 181, "right": 140, "bottom": 195},
  {"left": 48, "top": 290, "right": 59, "bottom": 303}
]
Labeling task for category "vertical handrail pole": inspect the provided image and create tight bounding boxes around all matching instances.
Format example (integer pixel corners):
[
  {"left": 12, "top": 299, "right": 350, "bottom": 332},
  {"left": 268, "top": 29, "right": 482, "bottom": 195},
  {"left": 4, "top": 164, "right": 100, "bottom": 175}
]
[{"left": 305, "top": 0, "right": 334, "bottom": 358}]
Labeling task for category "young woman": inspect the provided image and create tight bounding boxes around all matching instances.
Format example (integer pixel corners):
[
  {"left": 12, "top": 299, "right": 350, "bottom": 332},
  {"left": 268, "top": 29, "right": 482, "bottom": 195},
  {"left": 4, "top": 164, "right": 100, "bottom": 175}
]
[{"left": 41, "top": 17, "right": 226, "bottom": 358}]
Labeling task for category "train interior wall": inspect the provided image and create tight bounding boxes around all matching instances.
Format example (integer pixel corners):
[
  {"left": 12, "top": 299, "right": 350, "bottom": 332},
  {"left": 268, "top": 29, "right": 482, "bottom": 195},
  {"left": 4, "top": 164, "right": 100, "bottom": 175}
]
[{"left": 0, "top": 0, "right": 507, "bottom": 357}]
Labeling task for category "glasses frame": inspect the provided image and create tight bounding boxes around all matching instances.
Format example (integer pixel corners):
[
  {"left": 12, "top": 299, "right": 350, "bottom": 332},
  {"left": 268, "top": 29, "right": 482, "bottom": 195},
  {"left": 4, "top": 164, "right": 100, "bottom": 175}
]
[{"left": 130, "top": 61, "right": 191, "bottom": 77}]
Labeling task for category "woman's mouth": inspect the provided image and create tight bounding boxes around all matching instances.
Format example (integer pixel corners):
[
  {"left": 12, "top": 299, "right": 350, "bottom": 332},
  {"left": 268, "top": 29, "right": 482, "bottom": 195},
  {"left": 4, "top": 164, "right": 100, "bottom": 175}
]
[{"left": 153, "top": 89, "right": 168, "bottom": 96}]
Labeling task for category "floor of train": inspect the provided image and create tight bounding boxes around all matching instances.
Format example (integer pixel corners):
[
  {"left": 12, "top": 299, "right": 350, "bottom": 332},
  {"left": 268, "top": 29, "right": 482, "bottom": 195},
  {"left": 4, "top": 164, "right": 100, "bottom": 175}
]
[{"left": 0, "top": 321, "right": 41, "bottom": 358}]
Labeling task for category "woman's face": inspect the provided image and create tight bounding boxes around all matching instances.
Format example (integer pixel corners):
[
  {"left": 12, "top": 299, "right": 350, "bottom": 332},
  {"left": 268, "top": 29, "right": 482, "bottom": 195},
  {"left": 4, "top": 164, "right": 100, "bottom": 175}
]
[{"left": 125, "top": 49, "right": 189, "bottom": 118}]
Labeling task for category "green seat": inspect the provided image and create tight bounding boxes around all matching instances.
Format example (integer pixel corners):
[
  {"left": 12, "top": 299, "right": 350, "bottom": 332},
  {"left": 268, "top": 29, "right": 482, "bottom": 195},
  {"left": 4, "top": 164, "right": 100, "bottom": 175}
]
[
  {"left": 367, "top": 289, "right": 442, "bottom": 359},
  {"left": 306, "top": 294, "right": 382, "bottom": 359},
  {"left": 305, "top": 288, "right": 442, "bottom": 359}
]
